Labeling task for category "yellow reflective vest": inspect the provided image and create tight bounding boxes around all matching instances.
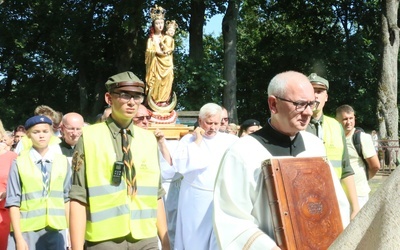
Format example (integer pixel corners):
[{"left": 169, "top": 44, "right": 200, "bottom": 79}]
[
  {"left": 83, "top": 123, "right": 159, "bottom": 242},
  {"left": 322, "top": 115, "right": 346, "bottom": 179},
  {"left": 16, "top": 152, "right": 68, "bottom": 232}
]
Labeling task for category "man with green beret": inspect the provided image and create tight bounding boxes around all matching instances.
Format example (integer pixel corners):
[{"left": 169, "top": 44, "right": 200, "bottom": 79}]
[
  {"left": 306, "top": 73, "right": 360, "bottom": 220},
  {"left": 69, "top": 71, "right": 170, "bottom": 250}
]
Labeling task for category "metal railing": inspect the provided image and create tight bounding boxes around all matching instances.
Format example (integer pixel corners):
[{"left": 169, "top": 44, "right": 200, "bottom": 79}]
[{"left": 376, "top": 140, "right": 399, "bottom": 175}]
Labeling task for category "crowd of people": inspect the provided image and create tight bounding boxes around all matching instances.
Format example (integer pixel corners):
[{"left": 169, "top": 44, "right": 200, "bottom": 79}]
[{"left": 0, "top": 69, "right": 392, "bottom": 250}]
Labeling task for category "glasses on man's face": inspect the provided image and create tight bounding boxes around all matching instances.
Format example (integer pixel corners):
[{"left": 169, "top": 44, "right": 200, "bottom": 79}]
[
  {"left": 112, "top": 92, "right": 144, "bottom": 103},
  {"left": 276, "top": 96, "right": 319, "bottom": 112},
  {"left": 63, "top": 126, "right": 82, "bottom": 133},
  {"left": 134, "top": 116, "right": 151, "bottom": 121}
]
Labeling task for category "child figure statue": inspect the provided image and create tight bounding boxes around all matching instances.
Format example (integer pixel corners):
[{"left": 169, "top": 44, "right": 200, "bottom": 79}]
[{"left": 160, "top": 20, "right": 178, "bottom": 57}]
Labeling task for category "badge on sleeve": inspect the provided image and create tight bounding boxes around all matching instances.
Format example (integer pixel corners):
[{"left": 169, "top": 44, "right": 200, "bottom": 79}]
[{"left": 72, "top": 151, "right": 84, "bottom": 171}]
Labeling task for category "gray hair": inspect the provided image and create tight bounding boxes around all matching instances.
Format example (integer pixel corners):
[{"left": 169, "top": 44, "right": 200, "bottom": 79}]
[
  {"left": 199, "top": 103, "right": 222, "bottom": 120},
  {"left": 4, "top": 131, "right": 13, "bottom": 138},
  {"left": 268, "top": 71, "right": 309, "bottom": 97}
]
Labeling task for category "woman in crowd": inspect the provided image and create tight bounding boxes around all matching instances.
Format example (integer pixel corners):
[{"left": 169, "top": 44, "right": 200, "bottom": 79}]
[
  {"left": 0, "top": 124, "right": 17, "bottom": 249},
  {"left": 238, "top": 119, "right": 261, "bottom": 137}
]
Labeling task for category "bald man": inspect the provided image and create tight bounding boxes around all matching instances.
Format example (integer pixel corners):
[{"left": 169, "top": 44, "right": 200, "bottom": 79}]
[
  {"left": 60, "top": 112, "right": 84, "bottom": 157},
  {"left": 213, "top": 71, "right": 350, "bottom": 249}
]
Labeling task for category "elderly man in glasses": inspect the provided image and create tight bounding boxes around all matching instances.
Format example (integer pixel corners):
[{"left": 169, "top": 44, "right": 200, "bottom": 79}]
[
  {"left": 213, "top": 71, "right": 350, "bottom": 249},
  {"left": 133, "top": 105, "right": 152, "bottom": 129},
  {"left": 60, "top": 112, "right": 84, "bottom": 160},
  {"left": 69, "top": 71, "right": 170, "bottom": 250}
]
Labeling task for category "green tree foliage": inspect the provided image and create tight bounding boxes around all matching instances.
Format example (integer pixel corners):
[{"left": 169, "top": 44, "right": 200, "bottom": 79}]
[
  {"left": 174, "top": 34, "right": 226, "bottom": 111},
  {"left": 0, "top": 1, "right": 81, "bottom": 126},
  {"left": 0, "top": 0, "right": 152, "bottom": 126},
  {"left": 0, "top": 0, "right": 226, "bottom": 128},
  {"left": 0, "top": 0, "right": 390, "bottom": 133},
  {"left": 235, "top": 0, "right": 381, "bottom": 129}
]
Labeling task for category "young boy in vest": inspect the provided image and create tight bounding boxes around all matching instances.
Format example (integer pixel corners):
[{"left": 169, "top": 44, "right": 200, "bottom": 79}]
[{"left": 6, "top": 115, "right": 71, "bottom": 250}]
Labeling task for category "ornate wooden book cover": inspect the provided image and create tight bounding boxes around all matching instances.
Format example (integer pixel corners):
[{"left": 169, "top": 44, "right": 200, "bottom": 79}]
[{"left": 262, "top": 157, "right": 343, "bottom": 250}]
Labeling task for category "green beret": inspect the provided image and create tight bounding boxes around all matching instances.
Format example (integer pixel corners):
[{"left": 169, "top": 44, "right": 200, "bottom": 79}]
[
  {"left": 308, "top": 73, "right": 329, "bottom": 90},
  {"left": 105, "top": 71, "right": 145, "bottom": 94}
]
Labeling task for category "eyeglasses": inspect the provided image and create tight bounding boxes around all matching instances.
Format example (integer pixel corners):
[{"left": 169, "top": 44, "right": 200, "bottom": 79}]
[
  {"left": 276, "top": 96, "right": 319, "bottom": 112},
  {"left": 112, "top": 92, "right": 144, "bottom": 103},
  {"left": 63, "top": 126, "right": 82, "bottom": 132},
  {"left": 134, "top": 116, "right": 151, "bottom": 121}
]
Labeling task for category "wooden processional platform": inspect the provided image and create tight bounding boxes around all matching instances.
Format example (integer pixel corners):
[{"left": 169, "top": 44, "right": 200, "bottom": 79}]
[
  {"left": 147, "top": 123, "right": 194, "bottom": 140},
  {"left": 147, "top": 111, "right": 197, "bottom": 140}
]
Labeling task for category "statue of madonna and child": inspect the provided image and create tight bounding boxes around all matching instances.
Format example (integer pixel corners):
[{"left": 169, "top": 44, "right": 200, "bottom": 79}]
[{"left": 145, "top": 5, "right": 179, "bottom": 122}]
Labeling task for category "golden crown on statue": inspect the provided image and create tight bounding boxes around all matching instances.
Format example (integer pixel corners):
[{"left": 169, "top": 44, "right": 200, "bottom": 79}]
[
  {"left": 166, "top": 20, "right": 178, "bottom": 30},
  {"left": 150, "top": 5, "right": 166, "bottom": 21}
]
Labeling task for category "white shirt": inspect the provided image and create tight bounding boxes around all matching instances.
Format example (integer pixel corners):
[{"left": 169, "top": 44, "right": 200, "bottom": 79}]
[{"left": 346, "top": 128, "right": 377, "bottom": 196}]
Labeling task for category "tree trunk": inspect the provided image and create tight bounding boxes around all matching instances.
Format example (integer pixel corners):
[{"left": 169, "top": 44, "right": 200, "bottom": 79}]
[
  {"left": 75, "top": 1, "right": 97, "bottom": 118},
  {"left": 377, "top": 0, "right": 399, "bottom": 164},
  {"left": 78, "top": 65, "right": 88, "bottom": 117},
  {"left": 189, "top": 0, "right": 205, "bottom": 63},
  {"left": 222, "top": 0, "right": 240, "bottom": 124},
  {"left": 115, "top": 0, "right": 145, "bottom": 72}
]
